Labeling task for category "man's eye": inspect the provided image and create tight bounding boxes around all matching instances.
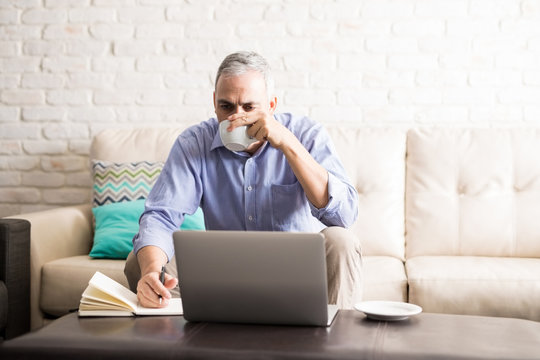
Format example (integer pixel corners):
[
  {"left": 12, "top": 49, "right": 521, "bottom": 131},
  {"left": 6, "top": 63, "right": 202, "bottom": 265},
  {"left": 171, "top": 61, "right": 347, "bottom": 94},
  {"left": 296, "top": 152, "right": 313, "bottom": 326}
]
[
  {"left": 243, "top": 105, "right": 253, "bottom": 111},
  {"left": 220, "top": 104, "right": 232, "bottom": 110}
]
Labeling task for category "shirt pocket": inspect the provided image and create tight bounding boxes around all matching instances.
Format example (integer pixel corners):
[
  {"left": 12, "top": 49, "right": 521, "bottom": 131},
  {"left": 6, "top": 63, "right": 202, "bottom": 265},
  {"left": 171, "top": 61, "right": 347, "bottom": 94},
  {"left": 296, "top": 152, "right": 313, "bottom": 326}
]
[{"left": 270, "top": 182, "right": 311, "bottom": 231}]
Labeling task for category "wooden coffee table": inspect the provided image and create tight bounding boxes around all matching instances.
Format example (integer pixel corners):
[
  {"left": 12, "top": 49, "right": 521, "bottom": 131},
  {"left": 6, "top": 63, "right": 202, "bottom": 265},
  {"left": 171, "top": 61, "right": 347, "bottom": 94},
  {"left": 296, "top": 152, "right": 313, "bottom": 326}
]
[{"left": 1, "top": 310, "right": 540, "bottom": 359}]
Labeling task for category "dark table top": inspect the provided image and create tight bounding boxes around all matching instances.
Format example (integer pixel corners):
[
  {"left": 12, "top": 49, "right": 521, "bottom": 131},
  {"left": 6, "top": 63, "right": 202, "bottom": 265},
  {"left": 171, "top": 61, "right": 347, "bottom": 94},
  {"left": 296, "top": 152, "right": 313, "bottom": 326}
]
[{"left": 2, "top": 310, "right": 540, "bottom": 360}]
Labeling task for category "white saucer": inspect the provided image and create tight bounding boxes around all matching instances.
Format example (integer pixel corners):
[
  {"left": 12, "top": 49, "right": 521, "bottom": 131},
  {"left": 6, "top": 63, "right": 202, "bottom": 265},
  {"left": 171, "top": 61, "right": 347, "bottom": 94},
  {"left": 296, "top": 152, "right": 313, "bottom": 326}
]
[{"left": 354, "top": 301, "right": 422, "bottom": 321}]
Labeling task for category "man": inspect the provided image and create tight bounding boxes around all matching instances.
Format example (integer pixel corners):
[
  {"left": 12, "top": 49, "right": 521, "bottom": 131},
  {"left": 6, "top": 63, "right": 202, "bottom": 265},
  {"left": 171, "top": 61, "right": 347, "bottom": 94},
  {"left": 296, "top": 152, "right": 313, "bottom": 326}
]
[{"left": 125, "top": 51, "right": 362, "bottom": 309}]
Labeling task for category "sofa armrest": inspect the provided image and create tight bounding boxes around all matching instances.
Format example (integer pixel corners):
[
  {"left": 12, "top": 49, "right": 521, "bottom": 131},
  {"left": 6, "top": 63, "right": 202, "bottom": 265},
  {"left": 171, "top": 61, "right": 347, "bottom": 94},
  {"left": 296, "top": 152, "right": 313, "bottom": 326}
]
[
  {"left": 6, "top": 204, "right": 93, "bottom": 330},
  {"left": 0, "top": 219, "right": 31, "bottom": 339}
]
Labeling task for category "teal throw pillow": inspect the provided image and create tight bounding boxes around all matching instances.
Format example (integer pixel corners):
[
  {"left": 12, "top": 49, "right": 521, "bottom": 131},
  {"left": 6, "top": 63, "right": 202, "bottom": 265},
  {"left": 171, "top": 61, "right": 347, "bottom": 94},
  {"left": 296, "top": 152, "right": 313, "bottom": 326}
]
[{"left": 90, "top": 199, "right": 205, "bottom": 259}]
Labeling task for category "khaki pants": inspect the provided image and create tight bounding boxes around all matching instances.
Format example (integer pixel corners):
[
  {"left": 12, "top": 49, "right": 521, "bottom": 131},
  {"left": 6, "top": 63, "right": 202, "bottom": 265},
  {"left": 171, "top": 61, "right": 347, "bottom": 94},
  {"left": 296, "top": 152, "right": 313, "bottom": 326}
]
[{"left": 124, "top": 226, "right": 363, "bottom": 309}]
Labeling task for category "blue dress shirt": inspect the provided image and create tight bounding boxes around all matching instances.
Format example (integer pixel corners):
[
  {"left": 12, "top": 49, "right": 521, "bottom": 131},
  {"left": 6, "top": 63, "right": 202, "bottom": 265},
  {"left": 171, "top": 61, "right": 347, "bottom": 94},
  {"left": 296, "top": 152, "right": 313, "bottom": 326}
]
[{"left": 133, "top": 113, "right": 359, "bottom": 260}]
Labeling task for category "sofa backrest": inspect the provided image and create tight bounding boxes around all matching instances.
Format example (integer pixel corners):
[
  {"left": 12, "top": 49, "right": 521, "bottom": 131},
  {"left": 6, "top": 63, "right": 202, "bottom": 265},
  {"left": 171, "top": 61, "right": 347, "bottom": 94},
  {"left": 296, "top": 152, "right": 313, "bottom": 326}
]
[
  {"left": 326, "top": 127, "right": 407, "bottom": 260},
  {"left": 406, "top": 128, "right": 540, "bottom": 258}
]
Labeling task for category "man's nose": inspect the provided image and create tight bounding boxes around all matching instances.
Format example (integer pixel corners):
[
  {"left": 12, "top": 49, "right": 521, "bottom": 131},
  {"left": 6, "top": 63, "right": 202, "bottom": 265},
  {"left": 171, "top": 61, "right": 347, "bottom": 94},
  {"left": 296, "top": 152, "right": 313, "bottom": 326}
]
[{"left": 233, "top": 106, "right": 246, "bottom": 114}]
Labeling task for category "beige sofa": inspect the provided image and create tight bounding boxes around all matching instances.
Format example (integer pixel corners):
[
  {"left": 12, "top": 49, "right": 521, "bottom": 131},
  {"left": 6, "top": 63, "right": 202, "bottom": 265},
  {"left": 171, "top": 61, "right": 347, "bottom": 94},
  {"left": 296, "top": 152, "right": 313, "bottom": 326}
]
[{"left": 7, "top": 126, "right": 540, "bottom": 330}]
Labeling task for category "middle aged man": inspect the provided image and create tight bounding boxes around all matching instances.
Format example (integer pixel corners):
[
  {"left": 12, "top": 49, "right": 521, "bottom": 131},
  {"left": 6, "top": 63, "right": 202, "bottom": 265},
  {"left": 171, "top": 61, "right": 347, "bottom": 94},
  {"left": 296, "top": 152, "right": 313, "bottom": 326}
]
[{"left": 125, "top": 51, "right": 362, "bottom": 310}]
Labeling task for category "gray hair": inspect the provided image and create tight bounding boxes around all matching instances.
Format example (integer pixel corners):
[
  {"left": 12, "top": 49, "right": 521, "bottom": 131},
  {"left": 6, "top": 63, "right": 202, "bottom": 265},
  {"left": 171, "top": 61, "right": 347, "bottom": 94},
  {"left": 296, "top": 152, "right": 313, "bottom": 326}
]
[{"left": 215, "top": 51, "right": 275, "bottom": 97}]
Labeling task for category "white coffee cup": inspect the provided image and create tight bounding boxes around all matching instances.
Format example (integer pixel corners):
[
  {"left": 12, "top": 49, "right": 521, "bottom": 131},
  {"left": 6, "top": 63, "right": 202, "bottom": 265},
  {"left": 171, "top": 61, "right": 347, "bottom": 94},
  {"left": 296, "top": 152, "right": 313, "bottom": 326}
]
[{"left": 219, "top": 120, "right": 258, "bottom": 151}]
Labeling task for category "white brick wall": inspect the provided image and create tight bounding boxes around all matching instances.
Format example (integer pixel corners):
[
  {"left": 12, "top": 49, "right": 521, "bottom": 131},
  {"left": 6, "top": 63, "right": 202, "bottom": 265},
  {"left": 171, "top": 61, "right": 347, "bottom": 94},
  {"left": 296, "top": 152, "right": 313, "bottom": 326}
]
[{"left": 1, "top": 0, "right": 540, "bottom": 216}]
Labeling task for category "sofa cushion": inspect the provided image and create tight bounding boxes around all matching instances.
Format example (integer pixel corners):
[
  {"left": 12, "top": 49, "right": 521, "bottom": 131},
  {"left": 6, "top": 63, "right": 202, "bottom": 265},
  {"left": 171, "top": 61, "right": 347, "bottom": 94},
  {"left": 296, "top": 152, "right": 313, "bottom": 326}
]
[
  {"left": 406, "top": 256, "right": 540, "bottom": 321},
  {"left": 326, "top": 127, "right": 406, "bottom": 260},
  {"left": 40, "top": 256, "right": 127, "bottom": 317},
  {"left": 362, "top": 256, "right": 407, "bottom": 302},
  {"left": 406, "top": 128, "right": 540, "bottom": 258}
]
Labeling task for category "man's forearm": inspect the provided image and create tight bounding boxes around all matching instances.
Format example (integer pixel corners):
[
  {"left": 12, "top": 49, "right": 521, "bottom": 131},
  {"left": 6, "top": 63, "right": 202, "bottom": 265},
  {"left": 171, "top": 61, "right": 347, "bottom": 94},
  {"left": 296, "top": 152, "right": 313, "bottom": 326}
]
[{"left": 136, "top": 245, "right": 168, "bottom": 277}]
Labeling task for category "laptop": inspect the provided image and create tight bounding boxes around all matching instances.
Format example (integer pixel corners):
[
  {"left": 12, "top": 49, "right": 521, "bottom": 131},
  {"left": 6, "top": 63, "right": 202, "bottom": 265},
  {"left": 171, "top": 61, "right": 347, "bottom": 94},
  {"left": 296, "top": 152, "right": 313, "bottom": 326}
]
[{"left": 173, "top": 230, "right": 339, "bottom": 327}]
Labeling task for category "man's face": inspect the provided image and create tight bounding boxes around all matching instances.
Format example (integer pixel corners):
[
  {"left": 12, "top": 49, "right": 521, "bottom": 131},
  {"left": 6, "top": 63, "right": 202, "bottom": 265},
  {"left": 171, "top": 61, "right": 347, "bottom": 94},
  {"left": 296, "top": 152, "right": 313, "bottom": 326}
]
[{"left": 213, "top": 70, "right": 275, "bottom": 122}]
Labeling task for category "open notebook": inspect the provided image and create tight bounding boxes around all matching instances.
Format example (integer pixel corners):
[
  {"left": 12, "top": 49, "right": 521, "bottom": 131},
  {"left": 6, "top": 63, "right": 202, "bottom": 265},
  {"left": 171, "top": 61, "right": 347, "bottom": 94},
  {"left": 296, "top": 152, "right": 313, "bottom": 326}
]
[{"left": 78, "top": 271, "right": 183, "bottom": 317}]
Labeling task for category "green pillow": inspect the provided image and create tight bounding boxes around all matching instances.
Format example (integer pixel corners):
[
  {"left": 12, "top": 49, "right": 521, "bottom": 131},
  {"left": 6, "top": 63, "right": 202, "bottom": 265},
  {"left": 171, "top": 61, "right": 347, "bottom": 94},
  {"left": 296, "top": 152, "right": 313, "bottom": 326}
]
[{"left": 90, "top": 199, "right": 205, "bottom": 259}]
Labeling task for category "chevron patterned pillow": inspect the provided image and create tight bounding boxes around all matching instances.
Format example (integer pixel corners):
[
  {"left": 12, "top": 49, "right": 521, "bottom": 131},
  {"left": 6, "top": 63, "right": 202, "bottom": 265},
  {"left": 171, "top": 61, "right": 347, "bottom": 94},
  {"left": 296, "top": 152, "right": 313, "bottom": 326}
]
[{"left": 92, "top": 160, "right": 163, "bottom": 207}]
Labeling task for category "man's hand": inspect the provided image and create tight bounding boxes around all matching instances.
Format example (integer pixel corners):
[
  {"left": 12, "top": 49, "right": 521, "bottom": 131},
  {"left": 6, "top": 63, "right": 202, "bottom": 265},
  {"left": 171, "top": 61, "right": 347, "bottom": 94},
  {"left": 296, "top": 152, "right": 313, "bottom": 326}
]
[
  {"left": 136, "top": 245, "right": 178, "bottom": 308},
  {"left": 226, "top": 110, "right": 293, "bottom": 150}
]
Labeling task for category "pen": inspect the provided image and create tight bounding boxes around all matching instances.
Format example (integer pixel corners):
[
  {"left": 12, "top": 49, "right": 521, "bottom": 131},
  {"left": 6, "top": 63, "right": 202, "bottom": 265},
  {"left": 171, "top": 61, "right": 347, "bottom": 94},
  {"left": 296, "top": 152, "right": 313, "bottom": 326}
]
[{"left": 159, "top": 265, "right": 165, "bottom": 305}]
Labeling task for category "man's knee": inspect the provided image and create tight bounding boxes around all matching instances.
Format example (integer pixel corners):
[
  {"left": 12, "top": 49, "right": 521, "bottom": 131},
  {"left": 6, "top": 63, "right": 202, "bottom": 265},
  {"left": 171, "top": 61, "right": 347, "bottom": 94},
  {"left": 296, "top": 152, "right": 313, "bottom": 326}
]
[{"left": 322, "top": 226, "right": 361, "bottom": 256}]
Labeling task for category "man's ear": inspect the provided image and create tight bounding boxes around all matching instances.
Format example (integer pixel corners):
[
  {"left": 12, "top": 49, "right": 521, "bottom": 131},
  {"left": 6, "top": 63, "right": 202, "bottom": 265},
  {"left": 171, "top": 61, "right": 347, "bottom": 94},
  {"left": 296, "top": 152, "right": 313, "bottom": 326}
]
[{"left": 268, "top": 96, "right": 277, "bottom": 114}]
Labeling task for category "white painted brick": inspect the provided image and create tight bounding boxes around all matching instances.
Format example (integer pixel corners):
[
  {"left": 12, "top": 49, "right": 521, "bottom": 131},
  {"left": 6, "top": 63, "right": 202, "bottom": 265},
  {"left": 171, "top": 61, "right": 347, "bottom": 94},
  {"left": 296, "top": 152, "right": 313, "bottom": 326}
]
[
  {"left": 470, "top": 0, "right": 520, "bottom": 17},
  {"left": 136, "top": 24, "right": 183, "bottom": 40},
  {"left": 416, "top": 70, "right": 468, "bottom": 87},
  {"left": 366, "top": 38, "right": 417, "bottom": 53},
  {"left": 338, "top": 54, "right": 385, "bottom": 71},
  {"left": 45, "top": 0, "right": 90, "bottom": 7},
  {"left": 68, "top": 140, "right": 91, "bottom": 155},
  {"left": 164, "top": 39, "right": 209, "bottom": 55},
  {"left": 273, "top": 71, "right": 309, "bottom": 88},
  {"left": 69, "top": 7, "right": 115, "bottom": 22},
  {"left": 161, "top": 106, "right": 211, "bottom": 123},
  {"left": 23, "top": 40, "right": 64, "bottom": 55},
  {"left": 22, "top": 73, "right": 65, "bottom": 89},
  {"left": 43, "top": 24, "right": 87, "bottom": 39},
  {"left": 113, "top": 40, "right": 162, "bottom": 56},
  {"left": 284, "top": 89, "right": 336, "bottom": 106},
  {"left": 0, "top": 140, "right": 22, "bottom": 155},
  {"left": 184, "top": 90, "right": 212, "bottom": 106},
  {"left": 473, "top": 37, "right": 527, "bottom": 53},
  {"left": 362, "top": 1, "right": 414, "bottom": 17},
  {"left": 137, "top": 56, "right": 183, "bottom": 72},
  {"left": 524, "top": 106, "right": 540, "bottom": 123},
  {"left": 0, "top": 57, "right": 41, "bottom": 72},
  {"left": 68, "top": 107, "right": 115, "bottom": 123},
  {"left": 443, "top": 88, "right": 495, "bottom": 105},
  {"left": 415, "top": 106, "right": 469, "bottom": 124},
  {"left": 363, "top": 106, "right": 415, "bottom": 123},
  {"left": 496, "top": 53, "right": 539, "bottom": 69},
  {"left": 498, "top": 88, "right": 540, "bottom": 104},
  {"left": 66, "top": 73, "right": 114, "bottom": 88},
  {"left": 440, "top": 54, "right": 494, "bottom": 70},
  {"left": 265, "top": 4, "right": 309, "bottom": 21},
  {"left": 22, "top": 107, "right": 65, "bottom": 121},
  {"left": 22, "top": 171, "right": 64, "bottom": 187},
  {"left": 339, "top": 20, "right": 391, "bottom": 36},
  {"left": 0, "top": 0, "right": 40, "bottom": 8},
  {"left": 65, "top": 171, "right": 91, "bottom": 186},
  {"left": 501, "top": 19, "right": 540, "bottom": 34},
  {"left": 136, "top": 89, "right": 182, "bottom": 106},
  {"left": 215, "top": 3, "right": 266, "bottom": 21},
  {"left": 388, "top": 54, "right": 438, "bottom": 70},
  {"left": 0, "top": 9, "right": 18, "bottom": 24},
  {"left": 92, "top": 0, "right": 133, "bottom": 5},
  {"left": 0, "top": 107, "right": 18, "bottom": 122},
  {"left": 92, "top": 57, "right": 135, "bottom": 72},
  {"left": 287, "top": 22, "right": 336, "bottom": 38},
  {"left": 0, "top": 188, "right": 40, "bottom": 203},
  {"left": 470, "top": 106, "right": 523, "bottom": 123},
  {"left": 0, "top": 74, "right": 19, "bottom": 89},
  {"left": 185, "top": 55, "right": 219, "bottom": 72},
  {"left": 415, "top": 0, "right": 468, "bottom": 17},
  {"left": 418, "top": 37, "right": 469, "bottom": 53},
  {"left": 185, "top": 23, "right": 234, "bottom": 39},
  {"left": 41, "top": 155, "right": 86, "bottom": 172},
  {"left": 0, "top": 25, "right": 41, "bottom": 40},
  {"left": 2, "top": 90, "right": 44, "bottom": 105},
  {"left": 21, "top": 8, "right": 66, "bottom": 23},
  {"left": 66, "top": 40, "right": 109, "bottom": 56},
  {"left": 42, "top": 56, "right": 88, "bottom": 72},
  {"left": 43, "top": 124, "right": 88, "bottom": 140},
  {"left": 393, "top": 20, "right": 445, "bottom": 36},
  {"left": 338, "top": 89, "right": 388, "bottom": 106},
  {"left": 284, "top": 54, "right": 337, "bottom": 72},
  {"left": 0, "top": 171, "right": 20, "bottom": 186},
  {"left": 389, "top": 88, "right": 442, "bottom": 105},
  {"left": 310, "top": 72, "right": 361, "bottom": 89},
  {"left": 0, "top": 123, "right": 40, "bottom": 139},
  {"left": 23, "top": 140, "right": 67, "bottom": 154},
  {"left": 524, "top": 71, "right": 540, "bottom": 85},
  {"left": 116, "top": 106, "right": 164, "bottom": 122},
  {"left": 42, "top": 188, "right": 89, "bottom": 204},
  {"left": 89, "top": 23, "right": 134, "bottom": 40},
  {"left": 115, "top": 73, "right": 162, "bottom": 89},
  {"left": 117, "top": 7, "right": 164, "bottom": 23},
  {"left": 46, "top": 89, "right": 90, "bottom": 105},
  {"left": 469, "top": 70, "right": 522, "bottom": 86},
  {"left": 311, "top": 2, "right": 361, "bottom": 21},
  {"left": 0, "top": 41, "right": 17, "bottom": 57},
  {"left": 164, "top": 72, "right": 212, "bottom": 89},
  {"left": 447, "top": 20, "right": 499, "bottom": 36},
  {"left": 0, "top": 155, "right": 39, "bottom": 171},
  {"left": 0, "top": 204, "right": 22, "bottom": 217},
  {"left": 311, "top": 106, "right": 363, "bottom": 124},
  {"left": 166, "top": 4, "right": 212, "bottom": 22},
  {"left": 94, "top": 90, "right": 136, "bottom": 105},
  {"left": 363, "top": 71, "right": 415, "bottom": 87},
  {"left": 523, "top": 0, "right": 540, "bottom": 17}
]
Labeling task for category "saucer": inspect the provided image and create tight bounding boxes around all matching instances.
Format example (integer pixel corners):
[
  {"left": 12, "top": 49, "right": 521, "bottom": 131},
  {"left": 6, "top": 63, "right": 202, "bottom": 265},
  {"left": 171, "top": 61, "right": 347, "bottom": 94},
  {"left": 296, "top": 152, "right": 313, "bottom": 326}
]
[{"left": 354, "top": 301, "right": 422, "bottom": 321}]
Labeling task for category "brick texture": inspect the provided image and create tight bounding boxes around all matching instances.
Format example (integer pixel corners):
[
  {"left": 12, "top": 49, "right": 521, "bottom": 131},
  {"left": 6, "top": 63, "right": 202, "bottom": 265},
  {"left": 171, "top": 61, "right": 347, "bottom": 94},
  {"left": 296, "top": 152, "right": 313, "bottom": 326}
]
[{"left": 1, "top": 0, "right": 540, "bottom": 216}]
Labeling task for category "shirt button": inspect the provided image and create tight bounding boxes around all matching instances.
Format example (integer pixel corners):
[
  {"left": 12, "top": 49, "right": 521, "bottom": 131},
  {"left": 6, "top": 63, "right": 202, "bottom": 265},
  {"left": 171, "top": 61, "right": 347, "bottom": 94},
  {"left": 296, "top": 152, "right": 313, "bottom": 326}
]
[
  {"left": 248, "top": 215, "right": 253, "bottom": 221},
  {"left": 247, "top": 186, "right": 253, "bottom": 191}
]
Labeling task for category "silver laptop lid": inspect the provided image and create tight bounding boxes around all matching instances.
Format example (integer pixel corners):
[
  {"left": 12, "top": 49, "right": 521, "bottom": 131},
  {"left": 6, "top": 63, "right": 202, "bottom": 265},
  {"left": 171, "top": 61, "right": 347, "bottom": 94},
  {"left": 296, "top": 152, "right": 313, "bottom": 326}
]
[{"left": 173, "top": 231, "right": 332, "bottom": 326}]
